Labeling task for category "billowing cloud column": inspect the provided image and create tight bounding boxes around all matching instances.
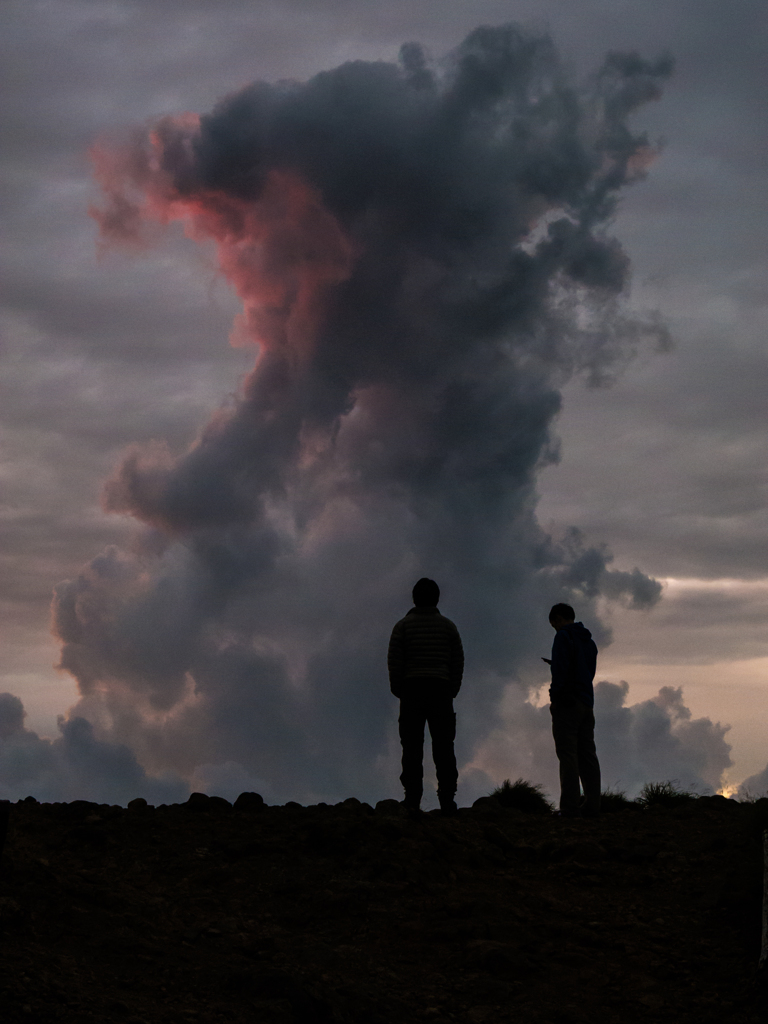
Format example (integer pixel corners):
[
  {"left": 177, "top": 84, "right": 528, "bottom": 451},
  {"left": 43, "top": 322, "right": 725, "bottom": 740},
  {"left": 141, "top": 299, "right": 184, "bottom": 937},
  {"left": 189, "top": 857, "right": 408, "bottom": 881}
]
[{"left": 42, "top": 26, "right": 678, "bottom": 805}]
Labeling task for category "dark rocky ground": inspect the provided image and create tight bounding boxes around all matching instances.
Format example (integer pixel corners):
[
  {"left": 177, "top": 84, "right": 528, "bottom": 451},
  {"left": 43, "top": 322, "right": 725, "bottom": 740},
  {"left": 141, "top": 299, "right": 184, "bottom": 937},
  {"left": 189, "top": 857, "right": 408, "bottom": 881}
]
[{"left": 1, "top": 792, "right": 767, "bottom": 1024}]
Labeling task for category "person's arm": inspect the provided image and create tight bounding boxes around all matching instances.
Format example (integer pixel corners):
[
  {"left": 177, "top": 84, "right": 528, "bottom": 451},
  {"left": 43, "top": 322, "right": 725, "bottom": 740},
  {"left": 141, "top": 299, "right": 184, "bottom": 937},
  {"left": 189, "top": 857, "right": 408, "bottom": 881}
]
[
  {"left": 387, "top": 621, "right": 405, "bottom": 698},
  {"left": 449, "top": 624, "right": 464, "bottom": 698},
  {"left": 549, "top": 629, "right": 572, "bottom": 695}
]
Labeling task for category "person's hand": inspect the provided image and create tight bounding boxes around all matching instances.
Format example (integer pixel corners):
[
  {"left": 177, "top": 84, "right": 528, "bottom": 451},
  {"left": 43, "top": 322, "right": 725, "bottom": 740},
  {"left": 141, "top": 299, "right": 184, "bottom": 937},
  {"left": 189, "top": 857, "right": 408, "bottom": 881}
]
[{"left": 541, "top": 657, "right": 551, "bottom": 665}]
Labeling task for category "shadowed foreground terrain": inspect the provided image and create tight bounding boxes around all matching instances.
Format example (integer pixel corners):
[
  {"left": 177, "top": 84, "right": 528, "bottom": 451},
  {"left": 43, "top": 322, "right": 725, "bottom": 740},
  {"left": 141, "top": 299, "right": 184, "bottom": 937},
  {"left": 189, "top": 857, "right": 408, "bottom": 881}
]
[{"left": 1, "top": 793, "right": 767, "bottom": 1024}]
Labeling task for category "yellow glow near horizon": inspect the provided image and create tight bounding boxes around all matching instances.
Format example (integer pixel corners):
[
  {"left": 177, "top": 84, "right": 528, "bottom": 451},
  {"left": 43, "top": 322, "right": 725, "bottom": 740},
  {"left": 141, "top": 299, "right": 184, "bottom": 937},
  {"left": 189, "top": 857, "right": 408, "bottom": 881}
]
[{"left": 659, "top": 576, "right": 768, "bottom": 592}]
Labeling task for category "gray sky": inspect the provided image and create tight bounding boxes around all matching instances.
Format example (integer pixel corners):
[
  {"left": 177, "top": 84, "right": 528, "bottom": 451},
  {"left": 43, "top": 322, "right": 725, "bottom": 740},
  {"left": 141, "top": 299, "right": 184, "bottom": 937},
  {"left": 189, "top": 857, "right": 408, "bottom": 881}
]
[{"left": 1, "top": 0, "right": 766, "bottom": 804}]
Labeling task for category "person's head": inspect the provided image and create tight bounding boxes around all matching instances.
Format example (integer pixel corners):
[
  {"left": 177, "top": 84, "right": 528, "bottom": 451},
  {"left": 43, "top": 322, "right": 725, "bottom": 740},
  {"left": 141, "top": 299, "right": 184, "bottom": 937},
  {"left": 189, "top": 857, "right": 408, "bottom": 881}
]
[
  {"left": 412, "top": 577, "right": 440, "bottom": 608},
  {"left": 549, "top": 602, "right": 575, "bottom": 630}
]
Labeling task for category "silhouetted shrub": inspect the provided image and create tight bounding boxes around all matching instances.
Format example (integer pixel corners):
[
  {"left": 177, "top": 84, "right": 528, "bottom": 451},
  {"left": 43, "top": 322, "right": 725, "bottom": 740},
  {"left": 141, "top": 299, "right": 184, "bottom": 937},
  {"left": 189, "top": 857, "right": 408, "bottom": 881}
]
[
  {"left": 491, "top": 778, "right": 554, "bottom": 814},
  {"left": 638, "top": 781, "right": 695, "bottom": 808}
]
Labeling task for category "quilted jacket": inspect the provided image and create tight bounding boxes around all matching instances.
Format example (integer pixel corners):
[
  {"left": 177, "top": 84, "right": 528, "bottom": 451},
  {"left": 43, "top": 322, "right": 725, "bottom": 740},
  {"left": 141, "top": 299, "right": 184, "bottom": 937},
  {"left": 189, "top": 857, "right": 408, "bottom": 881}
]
[{"left": 387, "top": 606, "right": 464, "bottom": 699}]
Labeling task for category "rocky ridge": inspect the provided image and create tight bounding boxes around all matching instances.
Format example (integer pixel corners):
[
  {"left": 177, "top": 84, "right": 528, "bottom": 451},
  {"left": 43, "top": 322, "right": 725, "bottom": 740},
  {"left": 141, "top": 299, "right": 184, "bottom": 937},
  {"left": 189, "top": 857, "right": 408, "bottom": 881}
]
[{"left": 1, "top": 792, "right": 767, "bottom": 1023}]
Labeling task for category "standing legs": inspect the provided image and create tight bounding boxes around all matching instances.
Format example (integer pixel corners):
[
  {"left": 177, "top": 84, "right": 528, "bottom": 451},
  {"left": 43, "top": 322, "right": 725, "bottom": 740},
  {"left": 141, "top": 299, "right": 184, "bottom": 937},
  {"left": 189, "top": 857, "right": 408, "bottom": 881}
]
[
  {"left": 399, "top": 695, "right": 457, "bottom": 808},
  {"left": 551, "top": 698, "right": 601, "bottom": 815},
  {"left": 427, "top": 699, "right": 458, "bottom": 807},
  {"left": 399, "top": 701, "right": 427, "bottom": 806}
]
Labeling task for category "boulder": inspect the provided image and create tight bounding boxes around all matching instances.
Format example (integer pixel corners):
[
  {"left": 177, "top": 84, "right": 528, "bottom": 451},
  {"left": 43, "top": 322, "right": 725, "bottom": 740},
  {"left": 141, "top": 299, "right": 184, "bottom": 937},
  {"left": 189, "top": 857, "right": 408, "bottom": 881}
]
[
  {"left": 471, "top": 796, "right": 503, "bottom": 818},
  {"left": 186, "top": 792, "right": 212, "bottom": 812},
  {"left": 233, "top": 792, "right": 265, "bottom": 812},
  {"left": 375, "top": 799, "right": 405, "bottom": 817},
  {"left": 186, "top": 792, "right": 231, "bottom": 813}
]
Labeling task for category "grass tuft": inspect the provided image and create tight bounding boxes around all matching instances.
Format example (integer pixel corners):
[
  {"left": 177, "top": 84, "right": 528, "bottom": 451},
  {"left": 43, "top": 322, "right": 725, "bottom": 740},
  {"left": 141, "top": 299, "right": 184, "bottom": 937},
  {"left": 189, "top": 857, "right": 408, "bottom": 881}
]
[
  {"left": 600, "top": 788, "right": 638, "bottom": 813},
  {"left": 638, "top": 780, "right": 695, "bottom": 808},
  {"left": 491, "top": 778, "right": 554, "bottom": 814},
  {"left": 734, "top": 789, "right": 767, "bottom": 804}
]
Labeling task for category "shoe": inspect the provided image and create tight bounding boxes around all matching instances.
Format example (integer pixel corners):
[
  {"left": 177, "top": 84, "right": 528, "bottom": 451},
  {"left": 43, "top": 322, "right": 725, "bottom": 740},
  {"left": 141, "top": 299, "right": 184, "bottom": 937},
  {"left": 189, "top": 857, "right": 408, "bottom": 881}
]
[
  {"left": 402, "top": 796, "right": 423, "bottom": 818},
  {"left": 439, "top": 799, "right": 458, "bottom": 817},
  {"left": 552, "top": 808, "right": 582, "bottom": 818}
]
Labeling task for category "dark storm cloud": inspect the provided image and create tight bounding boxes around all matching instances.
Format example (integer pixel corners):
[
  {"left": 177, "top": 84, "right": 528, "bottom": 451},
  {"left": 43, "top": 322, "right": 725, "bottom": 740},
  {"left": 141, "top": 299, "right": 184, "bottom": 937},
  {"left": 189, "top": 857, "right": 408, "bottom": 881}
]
[
  {"left": 542, "top": 528, "right": 662, "bottom": 612},
  {"left": 0, "top": 691, "right": 187, "bottom": 804},
  {"left": 37, "top": 25, "right": 672, "bottom": 805},
  {"left": 91, "top": 26, "right": 671, "bottom": 533}
]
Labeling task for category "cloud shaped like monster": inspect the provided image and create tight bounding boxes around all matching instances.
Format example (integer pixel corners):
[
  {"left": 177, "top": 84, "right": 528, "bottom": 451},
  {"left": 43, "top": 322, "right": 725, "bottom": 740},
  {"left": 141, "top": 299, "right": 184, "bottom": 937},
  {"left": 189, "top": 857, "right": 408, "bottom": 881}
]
[{"left": 49, "top": 26, "right": 678, "bottom": 805}]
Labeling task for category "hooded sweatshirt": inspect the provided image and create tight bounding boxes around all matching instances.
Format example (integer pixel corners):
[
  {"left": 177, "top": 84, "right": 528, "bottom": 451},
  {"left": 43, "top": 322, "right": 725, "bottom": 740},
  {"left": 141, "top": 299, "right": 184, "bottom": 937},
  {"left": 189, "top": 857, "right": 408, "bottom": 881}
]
[{"left": 549, "top": 621, "right": 598, "bottom": 708}]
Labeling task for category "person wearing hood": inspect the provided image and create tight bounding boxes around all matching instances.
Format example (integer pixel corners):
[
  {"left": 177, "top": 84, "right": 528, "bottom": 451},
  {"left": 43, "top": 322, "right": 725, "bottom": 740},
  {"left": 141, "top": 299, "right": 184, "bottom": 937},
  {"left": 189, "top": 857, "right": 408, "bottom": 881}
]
[
  {"left": 388, "top": 578, "right": 464, "bottom": 815},
  {"left": 543, "top": 603, "right": 601, "bottom": 817}
]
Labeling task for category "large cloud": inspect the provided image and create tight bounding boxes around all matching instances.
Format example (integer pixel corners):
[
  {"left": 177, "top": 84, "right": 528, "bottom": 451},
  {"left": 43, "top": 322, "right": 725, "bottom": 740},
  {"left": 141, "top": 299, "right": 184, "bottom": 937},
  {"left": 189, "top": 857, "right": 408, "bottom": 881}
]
[
  {"left": 26, "top": 25, "right": 678, "bottom": 806},
  {"left": 469, "top": 681, "right": 732, "bottom": 801}
]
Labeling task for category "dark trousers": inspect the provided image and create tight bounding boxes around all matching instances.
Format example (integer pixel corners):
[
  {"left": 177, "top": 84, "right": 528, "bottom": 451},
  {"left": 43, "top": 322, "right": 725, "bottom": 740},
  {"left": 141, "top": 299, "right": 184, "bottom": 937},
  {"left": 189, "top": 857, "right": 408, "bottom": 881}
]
[
  {"left": 399, "top": 694, "right": 457, "bottom": 804},
  {"left": 550, "top": 697, "right": 601, "bottom": 814}
]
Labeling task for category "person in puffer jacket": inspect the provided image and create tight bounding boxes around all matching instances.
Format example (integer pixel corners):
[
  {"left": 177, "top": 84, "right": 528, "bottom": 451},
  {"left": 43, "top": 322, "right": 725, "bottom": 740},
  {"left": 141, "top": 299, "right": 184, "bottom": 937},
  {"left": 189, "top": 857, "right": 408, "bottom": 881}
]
[
  {"left": 544, "top": 602, "right": 601, "bottom": 817},
  {"left": 388, "top": 578, "right": 464, "bottom": 815}
]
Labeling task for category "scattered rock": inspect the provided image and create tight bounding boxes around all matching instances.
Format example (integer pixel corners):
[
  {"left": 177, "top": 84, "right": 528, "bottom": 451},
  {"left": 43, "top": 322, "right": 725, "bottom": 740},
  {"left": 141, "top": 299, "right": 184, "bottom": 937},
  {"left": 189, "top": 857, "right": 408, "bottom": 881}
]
[
  {"left": 186, "top": 792, "right": 212, "bottom": 811},
  {"left": 339, "top": 797, "right": 374, "bottom": 815},
  {"left": 63, "top": 799, "right": 101, "bottom": 820},
  {"left": 233, "top": 792, "right": 264, "bottom": 812},
  {"left": 374, "top": 799, "right": 404, "bottom": 816},
  {"left": 471, "top": 796, "right": 503, "bottom": 817}
]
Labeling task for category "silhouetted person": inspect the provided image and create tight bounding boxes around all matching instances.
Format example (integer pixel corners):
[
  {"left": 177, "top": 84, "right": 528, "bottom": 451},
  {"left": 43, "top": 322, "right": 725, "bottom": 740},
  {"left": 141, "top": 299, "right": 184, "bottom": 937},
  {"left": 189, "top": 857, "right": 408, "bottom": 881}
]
[
  {"left": 543, "top": 603, "right": 601, "bottom": 817},
  {"left": 388, "top": 578, "right": 464, "bottom": 815}
]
